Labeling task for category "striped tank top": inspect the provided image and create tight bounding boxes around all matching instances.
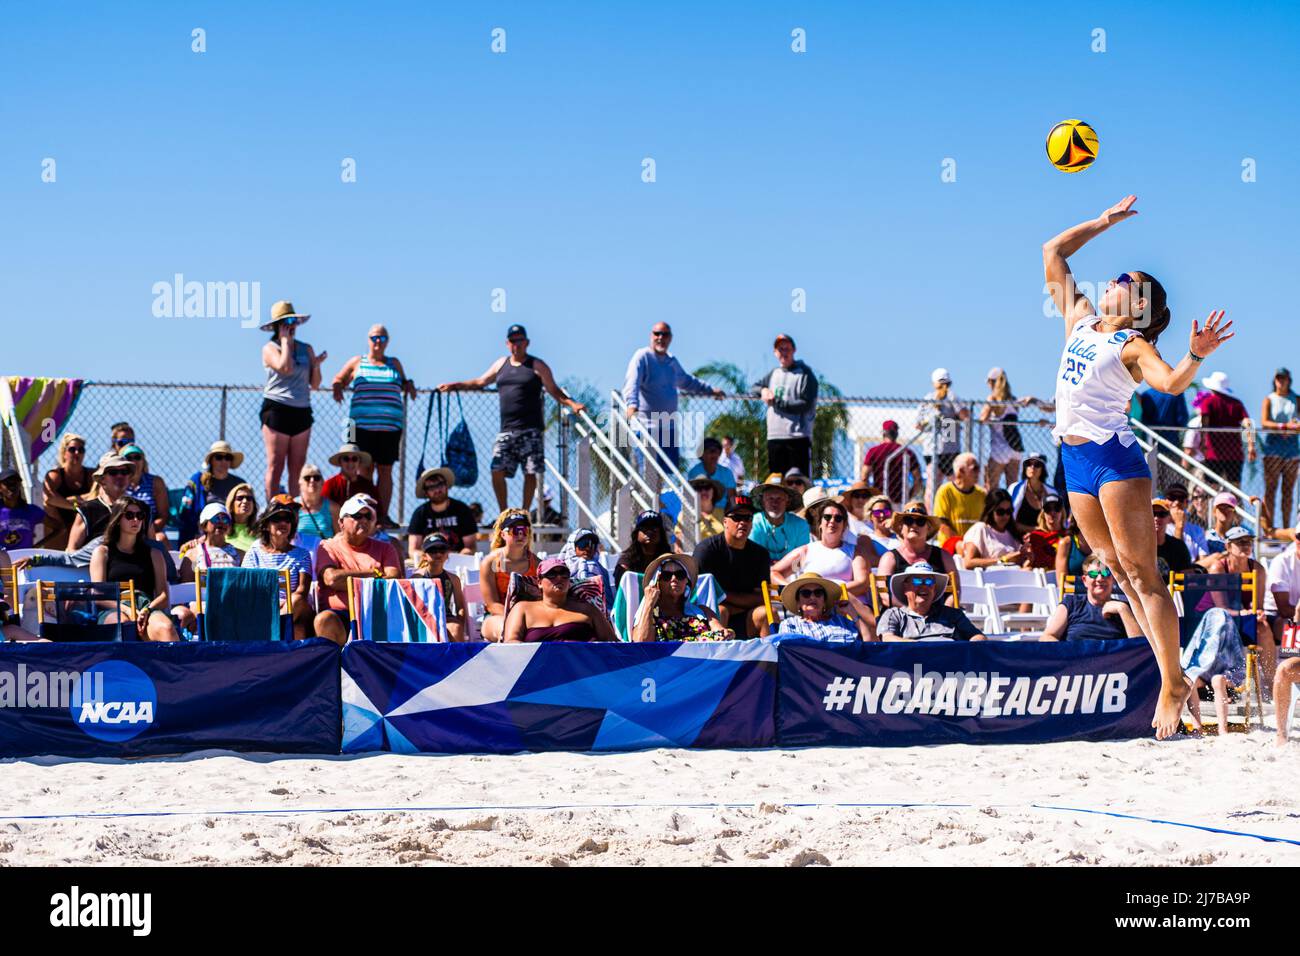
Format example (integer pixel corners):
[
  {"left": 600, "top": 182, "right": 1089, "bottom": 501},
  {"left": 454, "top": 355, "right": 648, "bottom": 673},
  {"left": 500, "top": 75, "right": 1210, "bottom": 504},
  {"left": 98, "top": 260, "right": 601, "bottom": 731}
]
[{"left": 348, "top": 357, "right": 405, "bottom": 431}]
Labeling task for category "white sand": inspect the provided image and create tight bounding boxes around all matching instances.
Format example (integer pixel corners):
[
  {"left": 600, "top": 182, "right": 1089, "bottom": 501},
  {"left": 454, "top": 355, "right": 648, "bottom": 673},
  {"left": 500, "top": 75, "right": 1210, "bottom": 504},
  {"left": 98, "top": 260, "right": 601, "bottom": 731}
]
[{"left": 1, "top": 736, "right": 1296, "bottom": 866}]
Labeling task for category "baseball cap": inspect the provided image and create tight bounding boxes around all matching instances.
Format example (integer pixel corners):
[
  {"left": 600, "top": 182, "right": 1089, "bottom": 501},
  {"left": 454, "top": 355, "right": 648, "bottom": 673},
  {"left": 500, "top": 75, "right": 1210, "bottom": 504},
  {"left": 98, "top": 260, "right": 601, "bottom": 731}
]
[
  {"left": 501, "top": 512, "right": 531, "bottom": 529},
  {"left": 1163, "top": 482, "right": 1189, "bottom": 499},
  {"left": 573, "top": 528, "right": 599, "bottom": 549},
  {"left": 882, "top": 419, "right": 899, "bottom": 434},
  {"left": 506, "top": 324, "right": 527, "bottom": 339},
  {"left": 1277, "top": 367, "right": 1293, "bottom": 380},
  {"left": 634, "top": 510, "right": 663, "bottom": 529},
  {"left": 340, "top": 493, "right": 378, "bottom": 518},
  {"left": 538, "top": 556, "right": 569, "bottom": 577},
  {"left": 1224, "top": 526, "right": 1255, "bottom": 543},
  {"left": 773, "top": 333, "right": 796, "bottom": 349},
  {"left": 701, "top": 437, "right": 722, "bottom": 452},
  {"left": 0, "top": 467, "right": 18, "bottom": 483},
  {"left": 931, "top": 367, "right": 952, "bottom": 384},
  {"left": 1212, "top": 492, "right": 1240, "bottom": 510},
  {"left": 1151, "top": 498, "right": 1172, "bottom": 514},
  {"left": 421, "top": 533, "right": 451, "bottom": 552},
  {"left": 726, "top": 494, "right": 756, "bottom": 517},
  {"left": 784, "top": 466, "right": 811, "bottom": 484},
  {"left": 986, "top": 366, "right": 1004, "bottom": 381},
  {"left": 198, "top": 502, "right": 230, "bottom": 524}
]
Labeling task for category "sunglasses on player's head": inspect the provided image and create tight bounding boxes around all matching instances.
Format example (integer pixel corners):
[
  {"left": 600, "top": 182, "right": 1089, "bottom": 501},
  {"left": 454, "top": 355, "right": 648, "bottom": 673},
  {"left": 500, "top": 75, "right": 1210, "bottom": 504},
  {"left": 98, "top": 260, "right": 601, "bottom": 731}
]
[{"left": 1085, "top": 568, "right": 1112, "bottom": 580}]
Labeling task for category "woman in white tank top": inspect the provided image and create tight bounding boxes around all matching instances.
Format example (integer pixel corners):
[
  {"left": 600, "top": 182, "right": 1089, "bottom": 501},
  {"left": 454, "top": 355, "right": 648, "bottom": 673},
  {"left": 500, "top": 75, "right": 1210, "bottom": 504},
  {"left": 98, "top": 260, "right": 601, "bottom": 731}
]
[
  {"left": 1044, "top": 194, "right": 1235, "bottom": 740},
  {"left": 771, "top": 499, "right": 870, "bottom": 595}
]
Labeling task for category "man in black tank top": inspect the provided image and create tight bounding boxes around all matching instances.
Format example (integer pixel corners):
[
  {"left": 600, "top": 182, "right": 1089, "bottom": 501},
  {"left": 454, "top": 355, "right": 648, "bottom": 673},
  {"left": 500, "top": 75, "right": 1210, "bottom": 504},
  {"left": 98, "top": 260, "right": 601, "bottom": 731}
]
[{"left": 438, "top": 324, "right": 586, "bottom": 513}]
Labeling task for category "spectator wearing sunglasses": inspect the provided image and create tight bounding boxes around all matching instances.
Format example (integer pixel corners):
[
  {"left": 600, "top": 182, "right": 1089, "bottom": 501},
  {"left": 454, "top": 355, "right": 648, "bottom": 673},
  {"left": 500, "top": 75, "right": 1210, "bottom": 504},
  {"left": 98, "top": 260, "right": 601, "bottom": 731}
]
[
  {"left": 243, "top": 497, "right": 314, "bottom": 639},
  {"left": 407, "top": 466, "right": 477, "bottom": 556},
  {"left": 118, "top": 443, "right": 169, "bottom": 542},
  {"left": 331, "top": 324, "right": 418, "bottom": 527},
  {"left": 692, "top": 495, "right": 773, "bottom": 639},
  {"left": 748, "top": 474, "right": 809, "bottom": 563},
  {"left": 769, "top": 573, "right": 876, "bottom": 642},
  {"left": 878, "top": 562, "right": 984, "bottom": 641},
  {"left": 89, "top": 501, "right": 181, "bottom": 642},
  {"left": 295, "top": 464, "right": 335, "bottom": 540},
  {"left": 322, "top": 442, "right": 378, "bottom": 509},
  {"left": 633, "top": 554, "right": 732, "bottom": 642},
  {"left": 917, "top": 368, "right": 969, "bottom": 481},
  {"left": 0, "top": 468, "right": 45, "bottom": 551},
  {"left": 66, "top": 453, "right": 136, "bottom": 552},
  {"left": 177, "top": 502, "right": 243, "bottom": 582},
  {"left": 1024, "top": 492, "right": 1067, "bottom": 569},
  {"left": 314, "top": 493, "right": 401, "bottom": 645},
  {"left": 479, "top": 509, "right": 541, "bottom": 641},
  {"left": 686, "top": 438, "right": 738, "bottom": 511},
  {"left": 784, "top": 468, "right": 814, "bottom": 515},
  {"left": 752, "top": 333, "right": 819, "bottom": 477},
  {"left": 1162, "top": 483, "right": 1209, "bottom": 560},
  {"left": 771, "top": 498, "right": 870, "bottom": 598},
  {"left": 1151, "top": 498, "right": 1195, "bottom": 573},
  {"left": 108, "top": 421, "right": 136, "bottom": 454},
  {"left": 862, "top": 494, "right": 899, "bottom": 553},
  {"left": 502, "top": 556, "right": 619, "bottom": 643},
  {"left": 1040, "top": 553, "right": 1139, "bottom": 642},
  {"left": 621, "top": 322, "right": 724, "bottom": 468},
  {"left": 961, "top": 489, "right": 1028, "bottom": 570},
  {"left": 1008, "top": 454, "right": 1051, "bottom": 530},
  {"left": 260, "top": 300, "right": 327, "bottom": 503},
  {"left": 875, "top": 502, "right": 958, "bottom": 598},
  {"left": 560, "top": 527, "right": 614, "bottom": 610},
  {"left": 678, "top": 476, "right": 727, "bottom": 545},
  {"left": 411, "top": 533, "right": 467, "bottom": 641},
  {"left": 439, "top": 324, "right": 586, "bottom": 512},
  {"left": 41, "top": 432, "right": 92, "bottom": 549},
  {"left": 861, "top": 420, "right": 921, "bottom": 506},
  {"left": 224, "top": 484, "right": 260, "bottom": 551},
  {"left": 177, "top": 441, "right": 250, "bottom": 546}
]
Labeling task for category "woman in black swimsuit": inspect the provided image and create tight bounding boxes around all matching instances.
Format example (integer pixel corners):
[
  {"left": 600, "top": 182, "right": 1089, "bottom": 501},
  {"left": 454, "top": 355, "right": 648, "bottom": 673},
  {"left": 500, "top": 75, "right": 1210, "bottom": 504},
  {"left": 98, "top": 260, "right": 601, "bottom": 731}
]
[
  {"left": 501, "top": 557, "right": 618, "bottom": 643},
  {"left": 89, "top": 500, "right": 181, "bottom": 641}
]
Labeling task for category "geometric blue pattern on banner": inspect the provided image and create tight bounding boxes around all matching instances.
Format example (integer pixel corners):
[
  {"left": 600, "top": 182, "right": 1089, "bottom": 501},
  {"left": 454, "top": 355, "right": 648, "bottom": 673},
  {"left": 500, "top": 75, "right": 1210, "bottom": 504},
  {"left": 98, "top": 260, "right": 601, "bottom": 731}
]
[{"left": 776, "top": 637, "right": 1161, "bottom": 748}]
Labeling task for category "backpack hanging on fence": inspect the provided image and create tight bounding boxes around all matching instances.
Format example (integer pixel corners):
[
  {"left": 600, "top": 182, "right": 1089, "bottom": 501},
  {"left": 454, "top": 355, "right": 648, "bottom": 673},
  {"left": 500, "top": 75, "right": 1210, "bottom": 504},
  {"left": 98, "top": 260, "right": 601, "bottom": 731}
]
[
  {"left": 415, "top": 391, "right": 435, "bottom": 478},
  {"left": 1002, "top": 411, "right": 1024, "bottom": 453},
  {"left": 439, "top": 391, "right": 478, "bottom": 487}
]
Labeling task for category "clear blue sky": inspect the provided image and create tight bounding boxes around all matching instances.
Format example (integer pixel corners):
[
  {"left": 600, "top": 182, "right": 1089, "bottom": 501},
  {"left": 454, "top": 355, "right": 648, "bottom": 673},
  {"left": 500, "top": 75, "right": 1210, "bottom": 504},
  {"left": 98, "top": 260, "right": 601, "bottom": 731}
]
[{"left": 3, "top": 1, "right": 1297, "bottom": 411}]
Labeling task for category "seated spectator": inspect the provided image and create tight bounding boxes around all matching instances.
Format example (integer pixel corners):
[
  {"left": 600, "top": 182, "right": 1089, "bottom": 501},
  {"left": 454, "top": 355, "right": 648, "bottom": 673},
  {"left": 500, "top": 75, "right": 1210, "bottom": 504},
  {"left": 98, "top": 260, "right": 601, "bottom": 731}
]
[
  {"left": 794, "top": 484, "right": 828, "bottom": 521},
  {"left": 747, "top": 474, "right": 808, "bottom": 563},
  {"left": 1152, "top": 498, "right": 1196, "bottom": 573},
  {"left": 407, "top": 467, "right": 478, "bottom": 557},
  {"left": 66, "top": 453, "right": 134, "bottom": 551},
  {"left": 109, "top": 420, "right": 136, "bottom": 454},
  {"left": 1181, "top": 607, "right": 1249, "bottom": 737},
  {"left": 479, "top": 509, "right": 541, "bottom": 641},
  {"left": 1163, "top": 483, "right": 1209, "bottom": 560},
  {"left": 861, "top": 419, "right": 921, "bottom": 506},
  {"left": 322, "top": 443, "right": 378, "bottom": 508},
  {"left": 242, "top": 496, "right": 315, "bottom": 639},
  {"left": 877, "top": 562, "right": 985, "bottom": 641},
  {"left": 89, "top": 501, "right": 180, "bottom": 642},
  {"left": 119, "top": 443, "right": 169, "bottom": 542},
  {"left": 410, "top": 533, "right": 467, "bottom": 641},
  {"left": 875, "top": 502, "right": 958, "bottom": 593},
  {"left": 961, "top": 489, "right": 1029, "bottom": 570},
  {"left": 841, "top": 480, "right": 879, "bottom": 542},
  {"left": 677, "top": 476, "right": 726, "bottom": 544},
  {"left": 1200, "top": 525, "right": 1274, "bottom": 686},
  {"left": 1024, "top": 492, "right": 1067, "bottom": 570},
  {"left": 1202, "top": 491, "right": 1244, "bottom": 557},
  {"left": 861, "top": 494, "right": 899, "bottom": 554},
  {"left": 1275, "top": 657, "right": 1300, "bottom": 746},
  {"left": 225, "top": 484, "right": 260, "bottom": 552},
  {"left": 1040, "top": 554, "right": 1140, "bottom": 642},
  {"left": 614, "top": 510, "right": 675, "bottom": 585},
  {"left": 767, "top": 573, "right": 876, "bottom": 642},
  {"left": 686, "top": 437, "right": 737, "bottom": 508},
  {"left": 502, "top": 557, "right": 619, "bottom": 643},
  {"left": 632, "top": 554, "right": 732, "bottom": 642},
  {"left": 783, "top": 468, "right": 814, "bottom": 516},
  {"left": 692, "top": 494, "right": 769, "bottom": 638},
  {"left": 1007, "top": 454, "right": 1051, "bottom": 529},
  {"left": 559, "top": 528, "right": 614, "bottom": 610},
  {"left": 771, "top": 498, "right": 869, "bottom": 596},
  {"left": 1264, "top": 522, "right": 1300, "bottom": 682},
  {"left": 314, "top": 494, "right": 401, "bottom": 645},
  {"left": 177, "top": 441, "right": 249, "bottom": 546},
  {"left": 934, "top": 452, "right": 986, "bottom": 548},
  {"left": 41, "top": 433, "right": 92, "bottom": 549},
  {"left": 0, "top": 468, "right": 45, "bottom": 551},
  {"left": 178, "top": 502, "right": 244, "bottom": 582},
  {"left": 295, "top": 464, "right": 335, "bottom": 541}
]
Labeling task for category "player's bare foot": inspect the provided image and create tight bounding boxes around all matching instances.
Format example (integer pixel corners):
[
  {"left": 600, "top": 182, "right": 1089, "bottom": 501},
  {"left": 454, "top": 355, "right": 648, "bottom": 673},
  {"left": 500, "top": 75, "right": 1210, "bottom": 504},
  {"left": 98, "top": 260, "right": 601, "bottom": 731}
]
[{"left": 1153, "top": 678, "right": 1191, "bottom": 740}]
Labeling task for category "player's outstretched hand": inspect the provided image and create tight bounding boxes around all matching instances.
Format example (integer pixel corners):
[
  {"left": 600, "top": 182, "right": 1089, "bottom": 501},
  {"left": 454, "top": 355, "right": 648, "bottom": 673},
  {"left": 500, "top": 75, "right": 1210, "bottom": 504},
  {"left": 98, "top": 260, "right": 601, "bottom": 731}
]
[
  {"left": 1098, "top": 195, "right": 1139, "bottom": 227},
  {"left": 1190, "top": 310, "right": 1233, "bottom": 358}
]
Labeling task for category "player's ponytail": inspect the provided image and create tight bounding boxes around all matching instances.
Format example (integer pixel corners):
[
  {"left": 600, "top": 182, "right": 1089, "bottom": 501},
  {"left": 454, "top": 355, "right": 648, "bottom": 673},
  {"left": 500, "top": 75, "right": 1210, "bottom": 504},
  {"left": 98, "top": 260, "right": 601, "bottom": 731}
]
[{"left": 1131, "top": 271, "right": 1170, "bottom": 345}]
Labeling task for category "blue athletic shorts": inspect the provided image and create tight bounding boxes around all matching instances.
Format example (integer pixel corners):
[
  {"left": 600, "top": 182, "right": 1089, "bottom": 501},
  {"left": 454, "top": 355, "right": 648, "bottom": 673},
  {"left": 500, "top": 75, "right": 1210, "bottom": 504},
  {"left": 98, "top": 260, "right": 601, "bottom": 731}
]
[{"left": 1060, "top": 435, "right": 1150, "bottom": 497}]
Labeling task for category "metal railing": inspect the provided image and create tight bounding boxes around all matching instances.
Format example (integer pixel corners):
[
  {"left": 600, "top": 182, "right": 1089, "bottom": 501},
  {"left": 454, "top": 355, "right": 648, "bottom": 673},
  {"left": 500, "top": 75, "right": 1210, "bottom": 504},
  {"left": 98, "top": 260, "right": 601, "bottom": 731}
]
[{"left": 607, "top": 390, "right": 701, "bottom": 550}]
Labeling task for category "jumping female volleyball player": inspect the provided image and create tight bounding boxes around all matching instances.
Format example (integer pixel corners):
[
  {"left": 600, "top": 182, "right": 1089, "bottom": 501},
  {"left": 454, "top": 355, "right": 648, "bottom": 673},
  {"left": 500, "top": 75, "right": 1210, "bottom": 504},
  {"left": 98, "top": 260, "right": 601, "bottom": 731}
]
[{"left": 1044, "top": 195, "right": 1233, "bottom": 739}]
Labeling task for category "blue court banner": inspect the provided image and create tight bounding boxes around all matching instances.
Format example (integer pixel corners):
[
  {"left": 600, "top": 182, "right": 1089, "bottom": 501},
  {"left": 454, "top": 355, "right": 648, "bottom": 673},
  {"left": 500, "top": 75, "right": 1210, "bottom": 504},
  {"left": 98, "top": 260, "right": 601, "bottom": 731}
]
[
  {"left": 0, "top": 639, "right": 341, "bottom": 758},
  {"left": 341, "top": 639, "right": 778, "bottom": 754},
  {"left": 777, "top": 638, "right": 1161, "bottom": 747}
]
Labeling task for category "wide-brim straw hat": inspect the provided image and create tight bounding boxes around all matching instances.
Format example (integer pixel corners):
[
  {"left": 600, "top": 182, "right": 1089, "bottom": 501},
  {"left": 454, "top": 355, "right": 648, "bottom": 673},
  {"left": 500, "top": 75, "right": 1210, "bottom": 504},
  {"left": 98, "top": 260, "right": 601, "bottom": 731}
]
[
  {"left": 889, "top": 562, "right": 949, "bottom": 605},
  {"left": 749, "top": 472, "right": 801, "bottom": 510},
  {"left": 688, "top": 475, "right": 727, "bottom": 504},
  {"left": 204, "top": 440, "right": 244, "bottom": 470},
  {"left": 805, "top": 493, "right": 849, "bottom": 527},
  {"left": 643, "top": 553, "right": 698, "bottom": 591},
  {"left": 418, "top": 466, "right": 456, "bottom": 490},
  {"left": 797, "top": 485, "right": 831, "bottom": 515},
  {"left": 329, "top": 443, "right": 373, "bottom": 468},
  {"left": 259, "top": 299, "right": 312, "bottom": 332},
  {"left": 889, "top": 501, "right": 941, "bottom": 537},
  {"left": 780, "top": 573, "right": 844, "bottom": 613}
]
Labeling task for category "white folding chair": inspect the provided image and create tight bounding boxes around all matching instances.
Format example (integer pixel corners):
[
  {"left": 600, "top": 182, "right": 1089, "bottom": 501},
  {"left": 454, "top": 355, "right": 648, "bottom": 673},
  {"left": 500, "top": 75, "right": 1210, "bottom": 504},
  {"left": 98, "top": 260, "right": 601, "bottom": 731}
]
[
  {"left": 444, "top": 553, "right": 479, "bottom": 577},
  {"left": 958, "top": 583, "right": 1003, "bottom": 633},
  {"left": 989, "top": 583, "right": 1056, "bottom": 631},
  {"left": 980, "top": 566, "right": 1044, "bottom": 588},
  {"left": 461, "top": 580, "right": 483, "bottom": 642},
  {"left": 957, "top": 568, "right": 983, "bottom": 592}
]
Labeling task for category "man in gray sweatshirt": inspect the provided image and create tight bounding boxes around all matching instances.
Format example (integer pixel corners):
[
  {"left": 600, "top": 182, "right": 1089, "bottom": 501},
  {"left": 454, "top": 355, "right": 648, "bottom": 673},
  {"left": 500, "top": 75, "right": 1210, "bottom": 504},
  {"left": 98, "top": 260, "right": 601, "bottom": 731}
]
[
  {"left": 622, "top": 322, "right": 724, "bottom": 467},
  {"left": 751, "top": 333, "right": 819, "bottom": 476}
]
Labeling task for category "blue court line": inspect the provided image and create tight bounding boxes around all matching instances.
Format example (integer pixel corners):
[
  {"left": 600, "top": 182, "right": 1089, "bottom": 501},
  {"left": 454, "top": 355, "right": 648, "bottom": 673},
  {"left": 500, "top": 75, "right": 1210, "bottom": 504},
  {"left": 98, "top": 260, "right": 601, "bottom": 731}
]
[{"left": 0, "top": 801, "right": 1296, "bottom": 847}]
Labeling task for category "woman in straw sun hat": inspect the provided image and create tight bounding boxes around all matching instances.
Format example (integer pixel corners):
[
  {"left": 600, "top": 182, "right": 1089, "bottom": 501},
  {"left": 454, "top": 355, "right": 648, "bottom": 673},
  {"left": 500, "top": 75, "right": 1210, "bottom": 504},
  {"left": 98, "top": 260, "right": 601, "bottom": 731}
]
[
  {"left": 764, "top": 572, "right": 875, "bottom": 642},
  {"left": 177, "top": 440, "right": 250, "bottom": 547},
  {"left": 261, "top": 299, "right": 329, "bottom": 504},
  {"left": 873, "top": 501, "right": 958, "bottom": 593},
  {"left": 633, "top": 553, "right": 733, "bottom": 643}
]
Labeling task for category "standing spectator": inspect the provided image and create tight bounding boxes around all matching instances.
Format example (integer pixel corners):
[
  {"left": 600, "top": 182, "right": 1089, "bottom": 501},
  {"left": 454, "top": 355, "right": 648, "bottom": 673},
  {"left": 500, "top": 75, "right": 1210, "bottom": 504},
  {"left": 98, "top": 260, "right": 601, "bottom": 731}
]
[
  {"left": 295, "top": 464, "right": 335, "bottom": 541},
  {"left": 66, "top": 453, "right": 134, "bottom": 551},
  {"left": 686, "top": 437, "right": 737, "bottom": 508},
  {"left": 692, "top": 494, "right": 770, "bottom": 638},
  {"left": 0, "top": 468, "right": 45, "bottom": 551},
  {"left": 878, "top": 562, "right": 985, "bottom": 641},
  {"left": 614, "top": 510, "right": 675, "bottom": 585},
  {"left": 260, "top": 300, "right": 327, "bottom": 503},
  {"left": 322, "top": 443, "right": 378, "bottom": 508},
  {"left": 1152, "top": 498, "right": 1196, "bottom": 573},
  {"left": 407, "top": 466, "right": 478, "bottom": 556},
  {"left": 621, "top": 322, "right": 724, "bottom": 467},
  {"left": 438, "top": 324, "right": 585, "bottom": 512},
  {"left": 748, "top": 474, "right": 809, "bottom": 563},
  {"left": 89, "top": 501, "right": 181, "bottom": 642},
  {"left": 751, "top": 333, "right": 819, "bottom": 476},
  {"left": 1192, "top": 371, "right": 1255, "bottom": 487},
  {"left": 720, "top": 436, "right": 746, "bottom": 486},
  {"left": 108, "top": 421, "right": 135, "bottom": 454},
  {"left": 1163, "top": 482, "right": 1208, "bottom": 560},
  {"left": 1259, "top": 367, "right": 1300, "bottom": 534},
  {"left": 861, "top": 420, "right": 921, "bottom": 505},
  {"left": 119, "top": 444, "right": 169, "bottom": 542},
  {"left": 1008, "top": 454, "right": 1051, "bottom": 529},
  {"left": 961, "top": 489, "right": 1029, "bottom": 570},
  {"left": 1040, "top": 553, "right": 1140, "bottom": 642},
  {"left": 677, "top": 476, "right": 726, "bottom": 544},
  {"left": 478, "top": 510, "right": 541, "bottom": 641},
  {"left": 917, "top": 368, "right": 969, "bottom": 481},
  {"left": 41, "top": 432, "right": 92, "bottom": 549},
  {"left": 177, "top": 441, "right": 250, "bottom": 546},
  {"left": 331, "top": 324, "right": 418, "bottom": 527},
  {"left": 978, "top": 368, "right": 1025, "bottom": 490},
  {"left": 933, "top": 453, "right": 986, "bottom": 547},
  {"left": 314, "top": 494, "right": 402, "bottom": 645},
  {"left": 224, "top": 484, "right": 260, "bottom": 552},
  {"left": 243, "top": 497, "right": 315, "bottom": 640}
]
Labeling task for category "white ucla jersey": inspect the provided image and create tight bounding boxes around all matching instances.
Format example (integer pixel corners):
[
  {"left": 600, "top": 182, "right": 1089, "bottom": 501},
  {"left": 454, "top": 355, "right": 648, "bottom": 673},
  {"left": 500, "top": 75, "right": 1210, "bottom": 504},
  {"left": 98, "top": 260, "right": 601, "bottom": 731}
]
[{"left": 1053, "top": 316, "right": 1142, "bottom": 447}]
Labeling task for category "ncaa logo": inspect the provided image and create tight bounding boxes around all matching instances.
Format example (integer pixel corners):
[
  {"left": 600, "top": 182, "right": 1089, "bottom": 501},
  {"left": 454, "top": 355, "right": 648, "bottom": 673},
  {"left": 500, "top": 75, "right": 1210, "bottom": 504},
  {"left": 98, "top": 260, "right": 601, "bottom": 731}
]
[{"left": 69, "top": 661, "right": 157, "bottom": 742}]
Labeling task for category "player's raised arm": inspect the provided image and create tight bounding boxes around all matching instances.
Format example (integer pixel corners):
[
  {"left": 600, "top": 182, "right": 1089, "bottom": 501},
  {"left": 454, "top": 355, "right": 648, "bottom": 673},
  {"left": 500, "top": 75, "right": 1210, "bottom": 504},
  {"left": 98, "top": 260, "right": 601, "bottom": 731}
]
[
  {"left": 1129, "top": 310, "right": 1233, "bottom": 395},
  {"left": 1043, "top": 195, "right": 1139, "bottom": 337}
]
